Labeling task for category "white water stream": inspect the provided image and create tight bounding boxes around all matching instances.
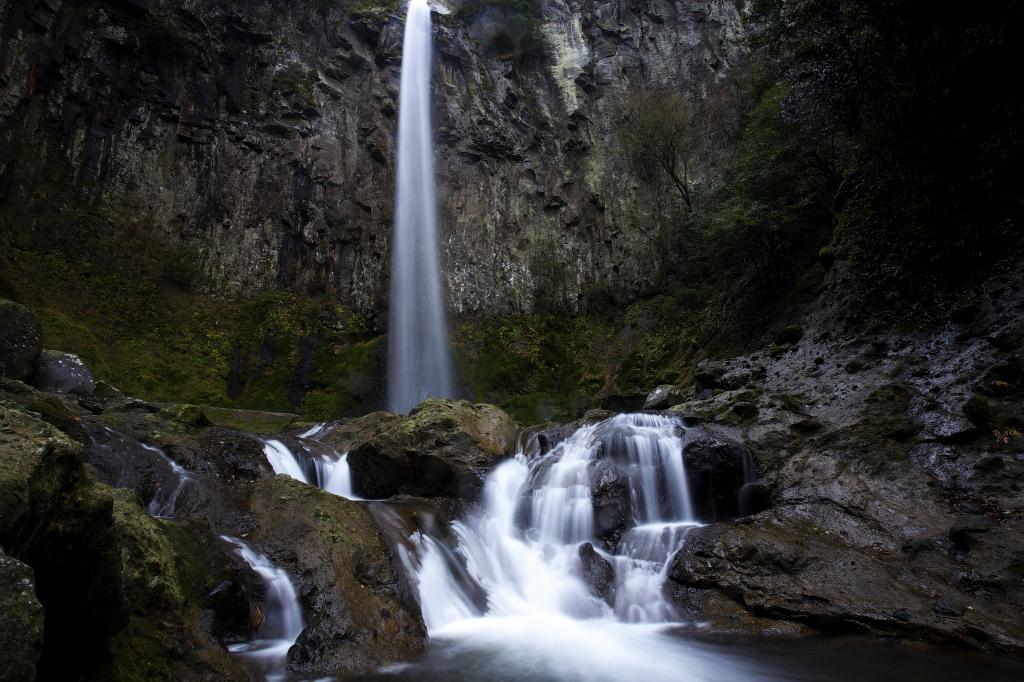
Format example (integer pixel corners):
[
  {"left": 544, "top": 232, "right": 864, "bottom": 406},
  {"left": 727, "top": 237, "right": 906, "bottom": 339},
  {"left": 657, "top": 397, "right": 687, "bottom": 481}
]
[
  {"left": 391, "top": 413, "right": 754, "bottom": 681},
  {"left": 222, "top": 537, "right": 306, "bottom": 682},
  {"left": 262, "top": 423, "right": 359, "bottom": 500},
  {"left": 387, "top": 0, "right": 454, "bottom": 414}
]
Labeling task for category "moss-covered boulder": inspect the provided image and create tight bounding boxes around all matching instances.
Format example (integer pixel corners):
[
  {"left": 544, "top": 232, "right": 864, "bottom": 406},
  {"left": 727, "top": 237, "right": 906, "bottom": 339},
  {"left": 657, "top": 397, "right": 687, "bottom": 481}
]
[
  {"left": 244, "top": 476, "right": 426, "bottom": 676},
  {"left": 329, "top": 399, "right": 519, "bottom": 499},
  {"left": 0, "top": 300, "right": 42, "bottom": 382},
  {"left": 0, "top": 547, "right": 44, "bottom": 682},
  {"left": 96, "top": 490, "right": 249, "bottom": 682},
  {"left": 199, "top": 406, "right": 301, "bottom": 434},
  {"left": 0, "top": 405, "right": 130, "bottom": 678}
]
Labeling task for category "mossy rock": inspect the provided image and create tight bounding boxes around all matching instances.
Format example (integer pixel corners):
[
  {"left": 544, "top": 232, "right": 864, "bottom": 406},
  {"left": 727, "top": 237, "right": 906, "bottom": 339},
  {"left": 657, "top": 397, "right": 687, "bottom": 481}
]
[
  {"left": 0, "top": 547, "right": 44, "bottom": 682},
  {"left": 244, "top": 476, "right": 426, "bottom": 676},
  {"left": 331, "top": 399, "right": 519, "bottom": 500},
  {"left": 199, "top": 406, "right": 300, "bottom": 433}
]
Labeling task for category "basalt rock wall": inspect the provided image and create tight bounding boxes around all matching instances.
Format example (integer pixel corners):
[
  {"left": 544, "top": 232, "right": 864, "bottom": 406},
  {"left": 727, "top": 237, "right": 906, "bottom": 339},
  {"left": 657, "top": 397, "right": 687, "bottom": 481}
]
[{"left": 0, "top": 0, "right": 743, "bottom": 325}]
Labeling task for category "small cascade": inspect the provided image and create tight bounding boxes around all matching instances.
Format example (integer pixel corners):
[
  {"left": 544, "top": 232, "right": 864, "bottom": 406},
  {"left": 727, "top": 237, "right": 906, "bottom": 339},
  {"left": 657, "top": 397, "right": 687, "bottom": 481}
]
[
  {"left": 395, "top": 414, "right": 709, "bottom": 633},
  {"left": 83, "top": 424, "right": 203, "bottom": 518},
  {"left": 262, "top": 424, "right": 359, "bottom": 499},
  {"left": 376, "top": 413, "right": 769, "bottom": 680},
  {"left": 221, "top": 537, "right": 304, "bottom": 682}
]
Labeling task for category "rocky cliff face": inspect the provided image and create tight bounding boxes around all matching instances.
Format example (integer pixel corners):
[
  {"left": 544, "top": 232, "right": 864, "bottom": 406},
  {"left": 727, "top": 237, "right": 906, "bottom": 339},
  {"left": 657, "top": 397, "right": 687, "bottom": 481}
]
[{"left": 0, "top": 0, "right": 743, "bottom": 324}]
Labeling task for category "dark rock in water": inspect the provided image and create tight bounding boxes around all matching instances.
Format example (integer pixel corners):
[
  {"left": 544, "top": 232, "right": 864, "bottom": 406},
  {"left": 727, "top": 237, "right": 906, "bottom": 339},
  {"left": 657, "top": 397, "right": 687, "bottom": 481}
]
[
  {"left": 934, "top": 597, "right": 967, "bottom": 617},
  {"left": 643, "top": 385, "right": 689, "bottom": 410},
  {"left": 666, "top": 514, "right": 1024, "bottom": 647},
  {"left": 578, "top": 542, "right": 615, "bottom": 604},
  {"left": 337, "top": 399, "right": 518, "bottom": 500},
  {"left": 191, "top": 427, "right": 271, "bottom": 480},
  {"left": 239, "top": 477, "right": 426, "bottom": 676},
  {"left": 0, "top": 300, "right": 42, "bottom": 382},
  {"left": 601, "top": 393, "right": 648, "bottom": 413},
  {"left": 681, "top": 428, "right": 758, "bottom": 522},
  {"left": 0, "top": 406, "right": 130, "bottom": 679},
  {"left": 97, "top": 490, "right": 250, "bottom": 681},
  {"left": 0, "top": 547, "right": 44, "bottom": 682},
  {"left": 588, "top": 459, "right": 632, "bottom": 547},
  {"left": 31, "top": 350, "right": 95, "bottom": 396}
]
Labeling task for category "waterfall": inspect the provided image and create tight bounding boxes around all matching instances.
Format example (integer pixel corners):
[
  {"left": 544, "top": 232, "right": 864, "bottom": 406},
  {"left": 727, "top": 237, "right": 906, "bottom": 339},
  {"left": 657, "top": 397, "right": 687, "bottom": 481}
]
[
  {"left": 388, "top": 413, "right": 759, "bottom": 681},
  {"left": 388, "top": 0, "right": 454, "bottom": 415},
  {"left": 222, "top": 537, "right": 305, "bottom": 682},
  {"left": 262, "top": 423, "right": 359, "bottom": 499}
]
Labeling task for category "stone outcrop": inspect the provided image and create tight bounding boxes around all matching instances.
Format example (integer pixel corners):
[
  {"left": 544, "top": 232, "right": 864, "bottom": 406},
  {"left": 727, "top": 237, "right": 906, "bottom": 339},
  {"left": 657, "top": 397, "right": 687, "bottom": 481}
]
[
  {"left": 328, "top": 398, "right": 519, "bottom": 499},
  {"left": 31, "top": 349, "right": 96, "bottom": 396},
  {"left": 0, "top": 1, "right": 744, "bottom": 322},
  {"left": 243, "top": 476, "right": 426, "bottom": 676},
  {"left": 0, "top": 404, "right": 130, "bottom": 679},
  {"left": 0, "top": 547, "right": 44, "bottom": 682}
]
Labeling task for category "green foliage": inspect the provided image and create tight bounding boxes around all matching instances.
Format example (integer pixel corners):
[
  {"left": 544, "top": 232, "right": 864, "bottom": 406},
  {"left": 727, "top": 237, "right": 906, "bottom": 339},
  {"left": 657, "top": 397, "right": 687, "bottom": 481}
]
[
  {"left": 748, "top": 0, "right": 1024, "bottom": 318},
  {"left": 163, "top": 242, "right": 201, "bottom": 290},
  {"left": 528, "top": 236, "right": 570, "bottom": 314},
  {"left": 454, "top": 0, "right": 544, "bottom": 64}
]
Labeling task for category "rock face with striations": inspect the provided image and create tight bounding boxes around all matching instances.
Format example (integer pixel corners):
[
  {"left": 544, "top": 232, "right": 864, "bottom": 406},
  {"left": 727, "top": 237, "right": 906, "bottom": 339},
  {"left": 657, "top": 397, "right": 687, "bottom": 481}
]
[{"left": 0, "top": 1, "right": 744, "bottom": 321}]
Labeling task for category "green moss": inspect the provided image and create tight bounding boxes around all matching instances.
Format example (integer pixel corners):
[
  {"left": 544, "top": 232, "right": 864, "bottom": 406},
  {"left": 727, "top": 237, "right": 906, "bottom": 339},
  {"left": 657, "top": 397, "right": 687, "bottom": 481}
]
[{"left": 270, "top": 62, "right": 318, "bottom": 110}]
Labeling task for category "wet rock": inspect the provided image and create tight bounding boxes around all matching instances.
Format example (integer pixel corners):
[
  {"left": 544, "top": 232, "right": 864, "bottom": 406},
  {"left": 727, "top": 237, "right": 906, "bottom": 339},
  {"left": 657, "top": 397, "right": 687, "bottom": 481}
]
[
  {"left": 190, "top": 427, "right": 271, "bottom": 480},
  {"left": 31, "top": 350, "right": 96, "bottom": 396},
  {"left": 0, "top": 406, "right": 130, "bottom": 678},
  {"left": 0, "top": 301, "right": 42, "bottom": 382},
  {"left": 242, "top": 476, "right": 426, "bottom": 676},
  {"left": 934, "top": 597, "right": 967, "bottom": 617},
  {"left": 588, "top": 459, "right": 631, "bottom": 546},
  {"left": 578, "top": 542, "right": 615, "bottom": 604},
  {"left": 845, "top": 359, "right": 866, "bottom": 374},
  {"left": 337, "top": 400, "right": 518, "bottom": 500},
  {"left": 681, "top": 428, "right": 758, "bottom": 522},
  {"left": 949, "top": 515, "right": 998, "bottom": 551},
  {"left": 667, "top": 389, "right": 760, "bottom": 425},
  {"left": 666, "top": 514, "right": 1024, "bottom": 649},
  {"left": 0, "top": 547, "right": 44, "bottom": 682},
  {"left": 643, "top": 384, "right": 688, "bottom": 410},
  {"left": 601, "top": 393, "right": 648, "bottom": 413},
  {"left": 97, "top": 490, "right": 250, "bottom": 681},
  {"left": 962, "top": 395, "right": 991, "bottom": 425}
]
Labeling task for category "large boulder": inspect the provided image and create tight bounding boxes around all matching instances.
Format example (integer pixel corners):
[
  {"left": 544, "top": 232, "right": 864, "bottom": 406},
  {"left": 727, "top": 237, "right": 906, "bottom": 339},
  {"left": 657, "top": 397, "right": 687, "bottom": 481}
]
[
  {"left": 0, "top": 548, "right": 44, "bottom": 682},
  {"left": 332, "top": 399, "right": 519, "bottom": 499},
  {"left": 666, "top": 514, "right": 1024, "bottom": 649},
  {"left": 0, "top": 300, "right": 42, "bottom": 382},
  {"left": 95, "top": 490, "right": 250, "bottom": 682},
  {"left": 31, "top": 350, "right": 95, "bottom": 396},
  {"left": 682, "top": 428, "right": 759, "bottom": 522},
  {"left": 642, "top": 384, "right": 689, "bottom": 410},
  {"left": 0, "top": 406, "right": 130, "bottom": 678},
  {"left": 244, "top": 476, "right": 426, "bottom": 676}
]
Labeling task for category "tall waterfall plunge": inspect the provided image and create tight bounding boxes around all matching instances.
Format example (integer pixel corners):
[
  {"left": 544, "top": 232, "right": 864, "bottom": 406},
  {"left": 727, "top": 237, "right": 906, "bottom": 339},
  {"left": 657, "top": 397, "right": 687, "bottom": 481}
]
[{"left": 388, "top": 0, "right": 454, "bottom": 414}]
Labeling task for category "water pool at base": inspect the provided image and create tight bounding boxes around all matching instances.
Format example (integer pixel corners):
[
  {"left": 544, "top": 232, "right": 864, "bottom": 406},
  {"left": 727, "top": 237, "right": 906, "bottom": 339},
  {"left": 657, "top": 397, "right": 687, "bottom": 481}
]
[{"left": 347, "top": 629, "right": 1024, "bottom": 682}]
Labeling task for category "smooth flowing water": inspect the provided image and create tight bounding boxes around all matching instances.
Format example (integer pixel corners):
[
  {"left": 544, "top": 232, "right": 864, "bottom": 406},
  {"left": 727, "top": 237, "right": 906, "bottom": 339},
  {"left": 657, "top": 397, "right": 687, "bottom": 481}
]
[
  {"left": 262, "top": 423, "right": 358, "bottom": 499},
  {"left": 388, "top": 0, "right": 454, "bottom": 414},
  {"left": 222, "top": 537, "right": 306, "bottom": 682},
  {"left": 387, "top": 414, "right": 709, "bottom": 679}
]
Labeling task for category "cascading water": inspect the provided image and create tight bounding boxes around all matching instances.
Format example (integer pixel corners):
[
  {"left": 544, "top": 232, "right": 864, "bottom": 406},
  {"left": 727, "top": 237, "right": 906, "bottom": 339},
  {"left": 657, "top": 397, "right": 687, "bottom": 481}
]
[
  {"left": 388, "top": 0, "right": 454, "bottom": 415},
  {"left": 389, "top": 413, "right": 762, "bottom": 681},
  {"left": 222, "top": 537, "right": 305, "bottom": 682},
  {"left": 262, "top": 423, "right": 359, "bottom": 499}
]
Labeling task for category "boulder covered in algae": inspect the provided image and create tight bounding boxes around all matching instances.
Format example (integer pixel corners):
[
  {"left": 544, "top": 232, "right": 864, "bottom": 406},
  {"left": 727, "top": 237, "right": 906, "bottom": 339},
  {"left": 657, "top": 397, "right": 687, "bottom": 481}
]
[
  {"left": 327, "top": 399, "right": 519, "bottom": 499},
  {"left": 242, "top": 475, "right": 426, "bottom": 676}
]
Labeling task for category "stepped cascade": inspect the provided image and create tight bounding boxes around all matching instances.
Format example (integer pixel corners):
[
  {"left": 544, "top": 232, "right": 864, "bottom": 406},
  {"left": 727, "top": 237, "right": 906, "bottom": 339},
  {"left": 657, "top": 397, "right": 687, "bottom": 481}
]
[{"left": 387, "top": 0, "right": 454, "bottom": 414}]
